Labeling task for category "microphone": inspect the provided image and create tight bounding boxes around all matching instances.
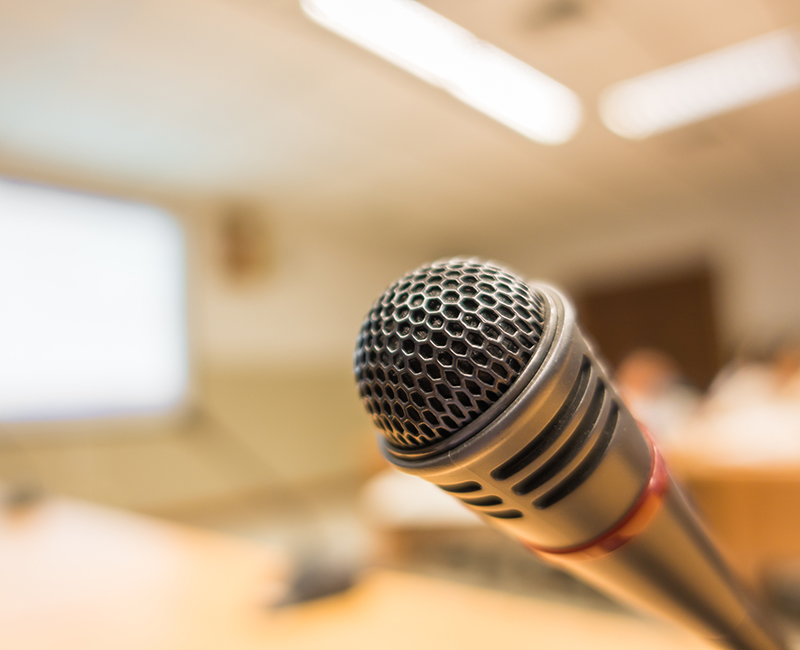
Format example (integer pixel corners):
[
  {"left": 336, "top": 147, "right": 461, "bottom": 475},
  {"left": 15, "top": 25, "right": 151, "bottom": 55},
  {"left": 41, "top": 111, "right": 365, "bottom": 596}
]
[{"left": 354, "top": 258, "right": 787, "bottom": 650}]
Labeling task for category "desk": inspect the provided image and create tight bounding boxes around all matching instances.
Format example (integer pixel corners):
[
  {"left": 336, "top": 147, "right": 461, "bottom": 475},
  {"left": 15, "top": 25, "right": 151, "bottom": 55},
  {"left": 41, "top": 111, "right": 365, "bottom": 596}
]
[
  {"left": 0, "top": 496, "right": 720, "bottom": 650},
  {"left": 668, "top": 452, "right": 800, "bottom": 581}
]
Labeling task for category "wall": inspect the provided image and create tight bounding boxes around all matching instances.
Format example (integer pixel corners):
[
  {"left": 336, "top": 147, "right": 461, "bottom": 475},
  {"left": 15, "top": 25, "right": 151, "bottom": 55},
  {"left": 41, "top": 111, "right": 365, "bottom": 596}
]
[
  {"left": 0, "top": 183, "right": 799, "bottom": 514},
  {"left": 0, "top": 365, "right": 370, "bottom": 512}
]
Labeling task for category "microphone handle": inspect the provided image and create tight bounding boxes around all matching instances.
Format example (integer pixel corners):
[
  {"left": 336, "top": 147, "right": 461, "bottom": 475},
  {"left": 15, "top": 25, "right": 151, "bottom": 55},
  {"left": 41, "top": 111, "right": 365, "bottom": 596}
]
[
  {"left": 531, "top": 471, "right": 787, "bottom": 650},
  {"left": 378, "top": 282, "right": 787, "bottom": 650}
]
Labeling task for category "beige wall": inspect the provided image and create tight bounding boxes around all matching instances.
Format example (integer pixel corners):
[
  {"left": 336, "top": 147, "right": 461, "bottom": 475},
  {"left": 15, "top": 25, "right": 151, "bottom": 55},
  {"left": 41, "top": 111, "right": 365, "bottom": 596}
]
[
  {"left": 0, "top": 365, "right": 369, "bottom": 512},
  {"left": 0, "top": 180, "right": 799, "bottom": 514}
]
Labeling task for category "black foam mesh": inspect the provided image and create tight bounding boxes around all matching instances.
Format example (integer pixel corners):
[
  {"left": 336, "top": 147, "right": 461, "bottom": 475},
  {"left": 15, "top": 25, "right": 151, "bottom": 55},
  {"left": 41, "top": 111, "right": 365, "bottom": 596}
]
[{"left": 354, "top": 259, "right": 546, "bottom": 450}]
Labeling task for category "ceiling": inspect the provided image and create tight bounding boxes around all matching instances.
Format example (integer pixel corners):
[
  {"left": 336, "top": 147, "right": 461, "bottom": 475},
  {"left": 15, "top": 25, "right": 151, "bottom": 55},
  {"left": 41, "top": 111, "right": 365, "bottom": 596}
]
[
  {"left": 1, "top": 0, "right": 800, "bottom": 367},
  {"left": 0, "top": 0, "right": 799, "bottom": 226}
]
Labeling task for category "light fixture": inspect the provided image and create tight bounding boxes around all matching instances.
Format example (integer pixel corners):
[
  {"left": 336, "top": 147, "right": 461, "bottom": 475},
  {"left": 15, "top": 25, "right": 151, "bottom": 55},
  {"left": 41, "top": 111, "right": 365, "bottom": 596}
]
[
  {"left": 600, "top": 29, "right": 800, "bottom": 139},
  {"left": 302, "top": 0, "right": 582, "bottom": 144}
]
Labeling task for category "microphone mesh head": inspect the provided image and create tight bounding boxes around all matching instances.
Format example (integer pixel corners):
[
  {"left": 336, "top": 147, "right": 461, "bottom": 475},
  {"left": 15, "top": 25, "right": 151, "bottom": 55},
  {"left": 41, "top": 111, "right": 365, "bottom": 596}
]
[{"left": 354, "top": 259, "right": 546, "bottom": 450}]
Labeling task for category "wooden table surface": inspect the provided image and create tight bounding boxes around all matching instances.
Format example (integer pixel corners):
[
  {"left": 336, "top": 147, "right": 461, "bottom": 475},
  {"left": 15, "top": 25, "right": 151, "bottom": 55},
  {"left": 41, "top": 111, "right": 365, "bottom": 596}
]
[
  {"left": 0, "top": 496, "right": 722, "bottom": 650},
  {"left": 666, "top": 450, "right": 800, "bottom": 581}
]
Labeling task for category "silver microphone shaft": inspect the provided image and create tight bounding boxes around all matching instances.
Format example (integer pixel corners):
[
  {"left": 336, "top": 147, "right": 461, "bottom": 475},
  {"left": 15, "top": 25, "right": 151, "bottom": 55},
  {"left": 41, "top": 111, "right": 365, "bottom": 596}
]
[{"left": 355, "top": 259, "right": 787, "bottom": 650}]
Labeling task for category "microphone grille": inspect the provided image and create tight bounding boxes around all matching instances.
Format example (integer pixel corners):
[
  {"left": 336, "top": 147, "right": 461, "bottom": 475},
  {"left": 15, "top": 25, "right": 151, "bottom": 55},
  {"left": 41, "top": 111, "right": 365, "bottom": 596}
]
[{"left": 354, "top": 259, "right": 546, "bottom": 450}]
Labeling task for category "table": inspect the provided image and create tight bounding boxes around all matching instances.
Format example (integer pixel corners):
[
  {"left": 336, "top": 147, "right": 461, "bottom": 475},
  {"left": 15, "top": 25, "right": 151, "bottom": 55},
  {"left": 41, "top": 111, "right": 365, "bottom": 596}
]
[{"left": 0, "top": 495, "right": 725, "bottom": 650}]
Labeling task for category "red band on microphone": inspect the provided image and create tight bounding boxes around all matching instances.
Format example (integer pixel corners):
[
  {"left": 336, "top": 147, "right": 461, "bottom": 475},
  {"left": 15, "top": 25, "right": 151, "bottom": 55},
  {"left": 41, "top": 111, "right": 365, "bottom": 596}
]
[{"left": 527, "top": 428, "right": 669, "bottom": 561}]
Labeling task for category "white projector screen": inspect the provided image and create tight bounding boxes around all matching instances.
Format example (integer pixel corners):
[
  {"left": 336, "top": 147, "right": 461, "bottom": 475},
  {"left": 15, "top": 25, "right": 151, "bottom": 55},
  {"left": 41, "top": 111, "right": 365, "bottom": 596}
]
[{"left": 0, "top": 179, "right": 188, "bottom": 423}]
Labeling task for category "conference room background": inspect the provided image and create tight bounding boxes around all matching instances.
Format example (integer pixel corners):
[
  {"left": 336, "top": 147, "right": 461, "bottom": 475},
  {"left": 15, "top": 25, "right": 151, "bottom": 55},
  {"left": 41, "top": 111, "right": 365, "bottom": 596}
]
[{"left": 2, "top": 1, "right": 800, "bottom": 647}]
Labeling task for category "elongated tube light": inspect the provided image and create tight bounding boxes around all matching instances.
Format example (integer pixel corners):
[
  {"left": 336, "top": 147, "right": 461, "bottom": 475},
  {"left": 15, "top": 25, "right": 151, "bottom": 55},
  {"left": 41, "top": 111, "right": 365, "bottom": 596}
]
[
  {"left": 302, "top": 0, "right": 582, "bottom": 144},
  {"left": 600, "top": 29, "right": 800, "bottom": 139}
]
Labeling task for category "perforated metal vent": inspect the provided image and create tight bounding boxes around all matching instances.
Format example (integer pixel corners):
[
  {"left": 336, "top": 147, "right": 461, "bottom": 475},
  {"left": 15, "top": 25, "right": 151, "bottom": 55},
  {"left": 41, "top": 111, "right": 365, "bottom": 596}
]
[{"left": 354, "top": 259, "right": 546, "bottom": 450}]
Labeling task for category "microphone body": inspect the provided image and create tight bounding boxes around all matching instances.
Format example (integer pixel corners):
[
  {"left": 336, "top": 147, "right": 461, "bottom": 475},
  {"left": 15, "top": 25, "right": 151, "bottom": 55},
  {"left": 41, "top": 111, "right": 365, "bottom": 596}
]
[{"left": 355, "top": 260, "right": 786, "bottom": 650}]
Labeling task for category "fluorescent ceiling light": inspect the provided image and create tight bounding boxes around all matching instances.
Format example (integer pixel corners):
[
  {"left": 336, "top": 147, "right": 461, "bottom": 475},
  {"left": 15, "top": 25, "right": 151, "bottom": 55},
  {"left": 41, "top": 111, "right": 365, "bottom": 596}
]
[
  {"left": 302, "top": 0, "right": 582, "bottom": 144},
  {"left": 0, "top": 179, "right": 188, "bottom": 422},
  {"left": 600, "top": 30, "right": 800, "bottom": 139}
]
